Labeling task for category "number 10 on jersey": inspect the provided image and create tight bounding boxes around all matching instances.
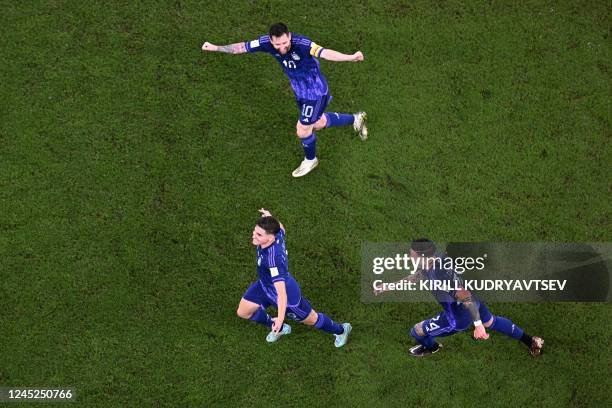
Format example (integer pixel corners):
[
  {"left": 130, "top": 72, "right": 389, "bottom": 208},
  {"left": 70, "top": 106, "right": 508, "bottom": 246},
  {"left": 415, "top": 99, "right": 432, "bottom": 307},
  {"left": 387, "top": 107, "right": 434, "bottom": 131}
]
[{"left": 301, "top": 104, "right": 314, "bottom": 121}]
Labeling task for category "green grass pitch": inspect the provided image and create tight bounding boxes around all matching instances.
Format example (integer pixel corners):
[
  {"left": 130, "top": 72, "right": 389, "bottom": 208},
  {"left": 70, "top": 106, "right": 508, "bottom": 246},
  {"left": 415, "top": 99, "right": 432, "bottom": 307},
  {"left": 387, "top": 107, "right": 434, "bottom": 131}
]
[{"left": 1, "top": 1, "right": 610, "bottom": 406}]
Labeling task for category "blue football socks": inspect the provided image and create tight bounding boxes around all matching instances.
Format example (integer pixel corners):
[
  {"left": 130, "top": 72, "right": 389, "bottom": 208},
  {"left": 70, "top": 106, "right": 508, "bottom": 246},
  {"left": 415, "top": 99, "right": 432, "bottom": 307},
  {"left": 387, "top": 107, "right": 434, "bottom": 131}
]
[
  {"left": 249, "top": 306, "right": 273, "bottom": 328},
  {"left": 490, "top": 316, "right": 524, "bottom": 340},
  {"left": 301, "top": 133, "right": 317, "bottom": 160},
  {"left": 324, "top": 112, "right": 354, "bottom": 128},
  {"left": 314, "top": 313, "right": 344, "bottom": 335}
]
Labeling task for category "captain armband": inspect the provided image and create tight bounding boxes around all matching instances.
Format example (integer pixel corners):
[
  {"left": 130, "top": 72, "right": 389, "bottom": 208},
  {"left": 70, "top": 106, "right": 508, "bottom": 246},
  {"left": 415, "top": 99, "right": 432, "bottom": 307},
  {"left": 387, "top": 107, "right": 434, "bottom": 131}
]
[{"left": 310, "top": 42, "right": 324, "bottom": 57}]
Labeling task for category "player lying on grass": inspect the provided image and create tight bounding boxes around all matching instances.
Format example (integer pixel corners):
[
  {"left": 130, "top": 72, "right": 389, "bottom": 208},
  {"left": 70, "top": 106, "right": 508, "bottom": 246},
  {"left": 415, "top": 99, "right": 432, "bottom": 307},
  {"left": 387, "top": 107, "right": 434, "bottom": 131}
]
[
  {"left": 202, "top": 22, "right": 367, "bottom": 177},
  {"left": 237, "top": 208, "right": 352, "bottom": 347},
  {"left": 375, "top": 239, "right": 544, "bottom": 357}
]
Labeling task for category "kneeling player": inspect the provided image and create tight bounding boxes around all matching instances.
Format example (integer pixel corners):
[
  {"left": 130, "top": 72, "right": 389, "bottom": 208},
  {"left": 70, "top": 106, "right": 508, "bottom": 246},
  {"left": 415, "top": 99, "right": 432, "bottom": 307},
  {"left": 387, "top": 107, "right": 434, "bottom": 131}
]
[
  {"left": 377, "top": 239, "right": 544, "bottom": 357},
  {"left": 236, "top": 209, "right": 352, "bottom": 347}
]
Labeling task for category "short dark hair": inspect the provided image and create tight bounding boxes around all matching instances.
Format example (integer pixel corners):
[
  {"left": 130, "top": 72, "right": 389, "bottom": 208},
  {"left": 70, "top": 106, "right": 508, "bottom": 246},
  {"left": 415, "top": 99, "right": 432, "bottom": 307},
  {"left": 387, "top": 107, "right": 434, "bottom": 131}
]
[
  {"left": 269, "top": 22, "right": 289, "bottom": 38},
  {"left": 411, "top": 238, "right": 436, "bottom": 257},
  {"left": 257, "top": 216, "right": 281, "bottom": 235}
]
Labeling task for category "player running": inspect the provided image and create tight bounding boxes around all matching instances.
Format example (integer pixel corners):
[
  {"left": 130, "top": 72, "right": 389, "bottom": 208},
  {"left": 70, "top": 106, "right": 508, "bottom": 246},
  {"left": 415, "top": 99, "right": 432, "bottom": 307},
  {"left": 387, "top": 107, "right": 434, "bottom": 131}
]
[
  {"left": 236, "top": 208, "right": 352, "bottom": 347},
  {"left": 202, "top": 22, "right": 368, "bottom": 177},
  {"left": 376, "top": 239, "right": 544, "bottom": 357}
]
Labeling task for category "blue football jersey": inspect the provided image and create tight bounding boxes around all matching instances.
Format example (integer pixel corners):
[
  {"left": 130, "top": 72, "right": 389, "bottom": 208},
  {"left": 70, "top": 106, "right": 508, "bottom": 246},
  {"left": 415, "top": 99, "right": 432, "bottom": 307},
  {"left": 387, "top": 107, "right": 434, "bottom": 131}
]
[
  {"left": 256, "top": 229, "right": 301, "bottom": 304},
  {"left": 423, "top": 256, "right": 472, "bottom": 319},
  {"left": 245, "top": 33, "right": 329, "bottom": 100}
]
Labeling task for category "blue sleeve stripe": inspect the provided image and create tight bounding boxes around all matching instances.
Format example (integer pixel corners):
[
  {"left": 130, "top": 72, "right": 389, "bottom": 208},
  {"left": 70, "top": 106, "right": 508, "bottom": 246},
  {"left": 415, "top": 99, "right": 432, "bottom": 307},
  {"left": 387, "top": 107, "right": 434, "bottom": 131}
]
[
  {"left": 268, "top": 247, "right": 272, "bottom": 267},
  {"left": 268, "top": 246, "right": 275, "bottom": 267}
]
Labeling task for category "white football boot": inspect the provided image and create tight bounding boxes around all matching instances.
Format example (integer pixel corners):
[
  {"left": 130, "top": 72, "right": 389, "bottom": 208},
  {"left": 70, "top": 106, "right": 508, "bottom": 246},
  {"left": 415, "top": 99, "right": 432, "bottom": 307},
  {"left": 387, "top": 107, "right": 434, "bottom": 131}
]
[
  {"left": 291, "top": 157, "right": 319, "bottom": 178},
  {"left": 353, "top": 111, "right": 368, "bottom": 141}
]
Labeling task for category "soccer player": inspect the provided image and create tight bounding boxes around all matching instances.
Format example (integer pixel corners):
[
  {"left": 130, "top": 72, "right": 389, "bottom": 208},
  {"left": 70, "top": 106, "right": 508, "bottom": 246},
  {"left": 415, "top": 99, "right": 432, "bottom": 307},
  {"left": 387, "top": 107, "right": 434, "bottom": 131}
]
[
  {"left": 376, "top": 239, "right": 544, "bottom": 357},
  {"left": 202, "top": 22, "right": 368, "bottom": 177},
  {"left": 236, "top": 208, "right": 352, "bottom": 347}
]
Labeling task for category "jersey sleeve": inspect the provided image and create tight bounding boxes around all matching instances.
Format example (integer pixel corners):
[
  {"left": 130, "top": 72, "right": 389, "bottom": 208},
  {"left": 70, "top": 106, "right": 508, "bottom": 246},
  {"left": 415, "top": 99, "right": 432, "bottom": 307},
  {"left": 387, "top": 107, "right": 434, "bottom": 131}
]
[
  {"left": 267, "top": 239, "right": 288, "bottom": 283},
  {"left": 245, "top": 35, "right": 274, "bottom": 53},
  {"left": 294, "top": 36, "right": 325, "bottom": 58}
]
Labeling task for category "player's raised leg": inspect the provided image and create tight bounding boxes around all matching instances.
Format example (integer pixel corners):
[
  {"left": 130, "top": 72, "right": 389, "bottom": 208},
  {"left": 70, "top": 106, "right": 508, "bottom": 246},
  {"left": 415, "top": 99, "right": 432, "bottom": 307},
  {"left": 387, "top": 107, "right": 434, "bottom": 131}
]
[
  {"left": 311, "top": 94, "right": 368, "bottom": 140},
  {"left": 318, "top": 111, "right": 368, "bottom": 141}
]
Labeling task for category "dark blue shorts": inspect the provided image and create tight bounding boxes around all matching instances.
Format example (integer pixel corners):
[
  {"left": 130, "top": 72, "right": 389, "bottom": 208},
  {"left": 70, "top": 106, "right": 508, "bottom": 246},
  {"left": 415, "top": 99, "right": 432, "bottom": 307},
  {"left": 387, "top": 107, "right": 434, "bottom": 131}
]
[
  {"left": 422, "top": 301, "right": 493, "bottom": 338},
  {"left": 296, "top": 94, "right": 332, "bottom": 125},
  {"left": 242, "top": 281, "right": 313, "bottom": 322}
]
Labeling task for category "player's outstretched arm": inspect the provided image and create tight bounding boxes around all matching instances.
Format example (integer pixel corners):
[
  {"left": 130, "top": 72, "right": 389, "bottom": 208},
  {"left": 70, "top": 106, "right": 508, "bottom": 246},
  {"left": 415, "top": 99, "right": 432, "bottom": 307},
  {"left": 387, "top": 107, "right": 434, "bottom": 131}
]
[
  {"left": 201, "top": 41, "right": 247, "bottom": 54},
  {"left": 319, "top": 49, "right": 364, "bottom": 62}
]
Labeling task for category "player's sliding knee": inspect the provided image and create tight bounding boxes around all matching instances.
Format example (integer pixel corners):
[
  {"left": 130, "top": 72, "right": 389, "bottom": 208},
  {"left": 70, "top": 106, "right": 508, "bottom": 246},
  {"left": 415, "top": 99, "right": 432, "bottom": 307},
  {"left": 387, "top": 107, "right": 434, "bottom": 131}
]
[{"left": 413, "top": 322, "right": 425, "bottom": 337}]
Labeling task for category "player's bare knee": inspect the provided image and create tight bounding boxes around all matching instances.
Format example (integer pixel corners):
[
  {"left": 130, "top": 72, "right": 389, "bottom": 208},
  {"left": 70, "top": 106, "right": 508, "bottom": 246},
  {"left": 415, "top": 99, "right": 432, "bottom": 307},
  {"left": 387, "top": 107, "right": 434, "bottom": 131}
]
[
  {"left": 414, "top": 321, "right": 425, "bottom": 337},
  {"left": 302, "top": 309, "right": 318, "bottom": 326},
  {"left": 296, "top": 123, "right": 313, "bottom": 138},
  {"left": 236, "top": 308, "right": 249, "bottom": 319},
  {"left": 483, "top": 316, "right": 494, "bottom": 328},
  {"left": 236, "top": 303, "right": 254, "bottom": 319}
]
